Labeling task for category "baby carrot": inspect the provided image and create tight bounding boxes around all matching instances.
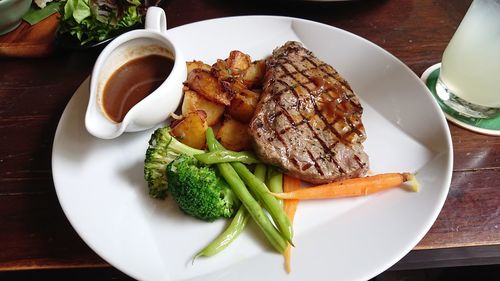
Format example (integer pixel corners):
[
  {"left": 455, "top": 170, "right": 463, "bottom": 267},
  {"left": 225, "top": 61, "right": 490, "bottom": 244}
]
[
  {"left": 273, "top": 173, "right": 418, "bottom": 200},
  {"left": 283, "top": 175, "right": 301, "bottom": 274}
]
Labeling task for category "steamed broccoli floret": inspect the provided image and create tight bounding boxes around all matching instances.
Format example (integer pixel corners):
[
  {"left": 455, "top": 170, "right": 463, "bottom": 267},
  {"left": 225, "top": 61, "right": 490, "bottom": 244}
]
[
  {"left": 144, "top": 127, "right": 204, "bottom": 199},
  {"left": 167, "top": 155, "right": 240, "bottom": 221}
]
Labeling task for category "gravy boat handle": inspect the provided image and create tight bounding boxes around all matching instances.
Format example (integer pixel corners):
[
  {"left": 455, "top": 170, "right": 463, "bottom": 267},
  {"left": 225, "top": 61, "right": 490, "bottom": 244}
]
[{"left": 145, "top": 7, "right": 167, "bottom": 32}]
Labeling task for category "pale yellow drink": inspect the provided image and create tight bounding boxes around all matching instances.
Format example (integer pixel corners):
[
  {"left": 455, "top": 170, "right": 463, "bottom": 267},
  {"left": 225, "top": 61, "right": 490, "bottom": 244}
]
[{"left": 438, "top": 0, "right": 500, "bottom": 117}]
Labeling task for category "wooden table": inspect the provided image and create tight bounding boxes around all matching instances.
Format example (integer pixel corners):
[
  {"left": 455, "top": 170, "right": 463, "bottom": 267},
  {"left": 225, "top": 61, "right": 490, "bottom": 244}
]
[{"left": 1, "top": 0, "right": 499, "bottom": 279}]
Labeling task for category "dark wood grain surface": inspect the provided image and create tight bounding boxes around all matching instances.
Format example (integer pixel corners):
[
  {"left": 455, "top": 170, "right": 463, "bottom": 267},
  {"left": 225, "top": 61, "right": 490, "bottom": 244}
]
[{"left": 1, "top": 0, "right": 499, "bottom": 279}]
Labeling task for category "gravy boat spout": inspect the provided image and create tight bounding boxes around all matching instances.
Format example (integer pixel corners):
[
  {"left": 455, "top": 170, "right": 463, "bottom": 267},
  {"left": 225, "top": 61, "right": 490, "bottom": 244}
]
[{"left": 85, "top": 7, "right": 186, "bottom": 139}]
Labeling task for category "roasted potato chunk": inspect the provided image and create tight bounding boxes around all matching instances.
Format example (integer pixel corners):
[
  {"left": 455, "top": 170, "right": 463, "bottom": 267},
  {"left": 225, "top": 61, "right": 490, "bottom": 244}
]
[
  {"left": 211, "top": 51, "right": 252, "bottom": 80},
  {"left": 181, "top": 90, "right": 225, "bottom": 126},
  {"left": 227, "top": 89, "right": 260, "bottom": 123},
  {"left": 211, "top": 59, "right": 232, "bottom": 81},
  {"left": 216, "top": 116, "right": 252, "bottom": 151},
  {"left": 186, "top": 69, "right": 232, "bottom": 106},
  {"left": 226, "top": 50, "right": 251, "bottom": 75},
  {"left": 171, "top": 110, "right": 208, "bottom": 149},
  {"left": 243, "top": 60, "right": 266, "bottom": 88},
  {"left": 220, "top": 79, "right": 247, "bottom": 97},
  {"left": 187, "top": 60, "right": 211, "bottom": 73}
]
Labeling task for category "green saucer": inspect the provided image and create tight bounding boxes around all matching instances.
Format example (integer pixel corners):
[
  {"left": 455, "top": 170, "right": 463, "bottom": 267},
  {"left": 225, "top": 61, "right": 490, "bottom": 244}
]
[{"left": 421, "top": 63, "right": 500, "bottom": 136}]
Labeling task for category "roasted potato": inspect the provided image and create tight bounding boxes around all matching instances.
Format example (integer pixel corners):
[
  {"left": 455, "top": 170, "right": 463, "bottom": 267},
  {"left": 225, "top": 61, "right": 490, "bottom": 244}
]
[
  {"left": 226, "top": 50, "right": 251, "bottom": 75},
  {"left": 186, "top": 69, "right": 232, "bottom": 106},
  {"left": 216, "top": 116, "right": 252, "bottom": 151},
  {"left": 220, "top": 79, "right": 247, "bottom": 97},
  {"left": 227, "top": 89, "right": 260, "bottom": 123},
  {"left": 181, "top": 90, "right": 225, "bottom": 126},
  {"left": 212, "top": 51, "right": 252, "bottom": 80},
  {"left": 211, "top": 59, "right": 232, "bottom": 81},
  {"left": 171, "top": 110, "right": 208, "bottom": 149},
  {"left": 243, "top": 60, "right": 266, "bottom": 88},
  {"left": 187, "top": 60, "right": 211, "bottom": 73}
]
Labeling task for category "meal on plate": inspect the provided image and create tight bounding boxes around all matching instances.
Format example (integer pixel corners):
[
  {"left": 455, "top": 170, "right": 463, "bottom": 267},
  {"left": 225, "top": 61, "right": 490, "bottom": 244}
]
[{"left": 143, "top": 41, "right": 419, "bottom": 272}]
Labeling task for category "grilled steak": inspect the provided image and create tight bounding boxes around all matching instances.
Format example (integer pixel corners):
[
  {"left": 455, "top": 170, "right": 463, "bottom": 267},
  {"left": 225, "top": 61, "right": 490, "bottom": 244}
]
[{"left": 249, "top": 41, "right": 369, "bottom": 184}]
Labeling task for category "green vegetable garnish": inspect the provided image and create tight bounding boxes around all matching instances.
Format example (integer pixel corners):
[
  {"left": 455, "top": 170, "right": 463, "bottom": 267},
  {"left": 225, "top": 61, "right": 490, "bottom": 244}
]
[
  {"left": 144, "top": 127, "right": 204, "bottom": 199},
  {"left": 58, "top": 0, "right": 155, "bottom": 45},
  {"left": 23, "top": 2, "right": 62, "bottom": 25},
  {"left": 167, "top": 155, "right": 241, "bottom": 221}
]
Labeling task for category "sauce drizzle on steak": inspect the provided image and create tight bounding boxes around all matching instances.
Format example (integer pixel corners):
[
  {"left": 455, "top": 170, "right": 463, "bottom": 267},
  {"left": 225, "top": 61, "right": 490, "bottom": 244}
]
[{"left": 249, "top": 41, "right": 369, "bottom": 184}]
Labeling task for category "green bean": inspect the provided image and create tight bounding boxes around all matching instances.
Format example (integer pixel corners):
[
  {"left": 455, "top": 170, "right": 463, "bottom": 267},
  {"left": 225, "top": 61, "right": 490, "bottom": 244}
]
[
  {"left": 266, "top": 166, "right": 283, "bottom": 207},
  {"left": 231, "top": 162, "right": 294, "bottom": 245},
  {"left": 194, "top": 206, "right": 249, "bottom": 259},
  {"left": 206, "top": 131, "right": 293, "bottom": 245},
  {"left": 250, "top": 164, "right": 267, "bottom": 199},
  {"left": 206, "top": 128, "right": 287, "bottom": 253},
  {"left": 194, "top": 163, "right": 266, "bottom": 259},
  {"left": 206, "top": 129, "right": 291, "bottom": 247},
  {"left": 194, "top": 151, "right": 260, "bottom": 165},
  {"left": 254, "top": 164, "right": 267, "bottom": 182}
]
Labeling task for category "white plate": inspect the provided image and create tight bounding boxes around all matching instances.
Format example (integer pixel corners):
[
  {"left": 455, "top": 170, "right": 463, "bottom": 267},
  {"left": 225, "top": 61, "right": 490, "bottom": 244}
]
[{"left": 52, "top": 16, "right": 453, "bottom": 281}]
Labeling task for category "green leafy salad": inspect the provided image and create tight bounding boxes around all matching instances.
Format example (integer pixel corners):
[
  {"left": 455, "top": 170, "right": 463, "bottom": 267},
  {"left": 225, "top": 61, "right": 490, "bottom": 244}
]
[
  {"left": 58, "top": 0, "right": 148, "bottom": 45},
  {"left": 26, "top": 0, "right": 160, "bottom": 46}
]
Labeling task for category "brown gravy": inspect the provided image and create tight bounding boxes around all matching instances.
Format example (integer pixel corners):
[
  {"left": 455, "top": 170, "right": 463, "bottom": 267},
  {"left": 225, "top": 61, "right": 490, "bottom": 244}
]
[{"left": 102, "top": 54, "right": 174, "bottom": 123}]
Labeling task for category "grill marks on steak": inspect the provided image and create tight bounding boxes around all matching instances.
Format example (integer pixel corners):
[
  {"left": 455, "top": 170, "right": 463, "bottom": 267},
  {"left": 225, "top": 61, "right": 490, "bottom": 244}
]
[{"left": 249, "top": 41, "right": 369, "bottom": 184}]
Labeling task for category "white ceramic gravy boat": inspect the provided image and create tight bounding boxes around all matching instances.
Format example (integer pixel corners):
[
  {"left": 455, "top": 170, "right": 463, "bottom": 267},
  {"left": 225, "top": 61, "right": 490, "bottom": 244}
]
[{"left": 85, "top": 7, "right": 186, "bottom": 139}]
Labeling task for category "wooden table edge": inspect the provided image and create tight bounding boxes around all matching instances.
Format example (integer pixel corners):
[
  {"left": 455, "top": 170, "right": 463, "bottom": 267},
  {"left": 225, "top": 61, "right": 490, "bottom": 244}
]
[{"left": 392, "top": 244, "right": 500, "bottom": 270}]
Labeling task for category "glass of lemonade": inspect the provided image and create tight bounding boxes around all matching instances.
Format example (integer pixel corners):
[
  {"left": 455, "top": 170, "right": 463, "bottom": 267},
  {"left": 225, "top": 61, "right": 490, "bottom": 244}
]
[{"left": 436, "top": 0, "right": 500, "bottom": 118}]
